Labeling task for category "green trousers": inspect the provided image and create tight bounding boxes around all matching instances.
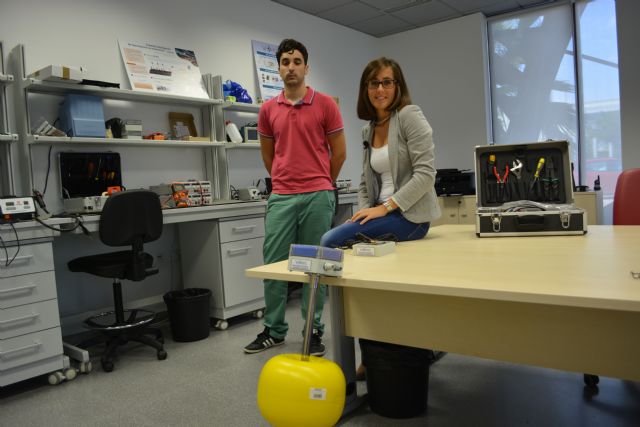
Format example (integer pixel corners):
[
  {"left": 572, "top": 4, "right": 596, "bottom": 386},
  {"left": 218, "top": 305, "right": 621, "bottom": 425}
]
[{"left": 263, "top": 190, "right": 335, "bottom": 339}]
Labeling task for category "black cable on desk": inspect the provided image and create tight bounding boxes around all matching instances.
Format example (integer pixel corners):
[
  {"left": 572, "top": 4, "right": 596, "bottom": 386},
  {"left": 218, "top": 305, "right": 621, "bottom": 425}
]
[{"left": 34, "top": 215, "right": 90, "bottom": 235}]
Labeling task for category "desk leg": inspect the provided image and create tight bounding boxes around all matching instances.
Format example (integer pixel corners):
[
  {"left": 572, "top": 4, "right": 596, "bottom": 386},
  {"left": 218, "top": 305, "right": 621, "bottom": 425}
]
[{"left": 329, "top": 286, "right": 367, "bottom": 415}]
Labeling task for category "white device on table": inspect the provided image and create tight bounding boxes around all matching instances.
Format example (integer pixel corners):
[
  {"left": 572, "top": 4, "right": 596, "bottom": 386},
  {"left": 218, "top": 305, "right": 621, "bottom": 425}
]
[
  {"left": 63, "top": 196, "right": 109, "bottom": 214},
  {"left": 0, "top": 196, "right": 36, "bottom": 222},
  {"left": 352, "top": 240, "right": 396, "bottom": 257},
  {"left": 287, "top": 244, "right": 343, "bottom": 277},
  {"left": 238, "top": 187, "right": 260, "bottom": 201}
]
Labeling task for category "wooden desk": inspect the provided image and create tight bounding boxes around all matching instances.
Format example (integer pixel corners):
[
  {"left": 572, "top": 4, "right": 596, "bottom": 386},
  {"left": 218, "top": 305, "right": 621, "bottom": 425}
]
[{"left": 247, "top": 225, "right": 640, "bottom": 382}]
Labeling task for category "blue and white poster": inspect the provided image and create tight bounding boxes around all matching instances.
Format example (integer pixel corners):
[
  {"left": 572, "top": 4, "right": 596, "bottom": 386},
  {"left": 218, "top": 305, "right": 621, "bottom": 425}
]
[
  {"left": 251, "top": 40, "right": 283, "bottom": 101},
  {"left": 118, "top": 40, "right": 208, "bottom": 99}
]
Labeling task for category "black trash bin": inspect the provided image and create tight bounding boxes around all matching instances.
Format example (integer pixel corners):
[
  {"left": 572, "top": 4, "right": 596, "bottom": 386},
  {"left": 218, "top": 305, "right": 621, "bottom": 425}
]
[
  {"left": 360, "top": 339, "right": 431, "bottom": 418},
  {"left": 163, "top": 288, "right": 211, "bottom": 342}
]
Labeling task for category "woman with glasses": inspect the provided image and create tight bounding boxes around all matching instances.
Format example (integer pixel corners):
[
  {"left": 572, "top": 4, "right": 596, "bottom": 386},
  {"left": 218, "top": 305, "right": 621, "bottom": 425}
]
[
  {"left": 321, "top": 57, "right": 440, "bottom": 250},
  {"left": 320, "top": 57, "right": 441, "bottom": 381}
]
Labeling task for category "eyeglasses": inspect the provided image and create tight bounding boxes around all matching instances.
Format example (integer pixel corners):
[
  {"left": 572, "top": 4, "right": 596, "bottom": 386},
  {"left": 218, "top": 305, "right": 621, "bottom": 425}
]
[{"left": 367, "top": 79, "right": 396, "bottom": 90}]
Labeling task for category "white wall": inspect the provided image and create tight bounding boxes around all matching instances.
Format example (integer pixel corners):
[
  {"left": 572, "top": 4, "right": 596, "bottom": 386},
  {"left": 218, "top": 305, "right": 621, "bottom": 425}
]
[
  {"left": 0, "top": 0, "right": 494, "bottom": 331},
  {"left": 616, "top": 0, "right": 640, "bottom": 169},
  {"left": 0, "top": 0, "right": 378, "bottom": 331},
  {"left": 0, "top": 0, "right": 376, "bottom": 188},
  {"left": 379, "top": 13, "right": 491, "bottom": 171}
]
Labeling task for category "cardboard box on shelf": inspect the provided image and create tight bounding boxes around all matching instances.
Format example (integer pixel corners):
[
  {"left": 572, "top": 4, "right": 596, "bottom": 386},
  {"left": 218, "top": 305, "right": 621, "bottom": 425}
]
[{"left": 30, "top": 65, "right": 86, "bottom": 83}]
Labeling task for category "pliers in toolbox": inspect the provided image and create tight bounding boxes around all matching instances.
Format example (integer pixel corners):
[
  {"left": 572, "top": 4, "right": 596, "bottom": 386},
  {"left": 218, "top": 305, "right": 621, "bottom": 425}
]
[{"left": 493, "top": 164, "right": 509, "bottom": 201}]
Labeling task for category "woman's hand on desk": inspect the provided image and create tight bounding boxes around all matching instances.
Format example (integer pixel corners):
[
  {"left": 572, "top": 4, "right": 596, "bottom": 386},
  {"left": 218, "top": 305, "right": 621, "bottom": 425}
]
[{"left": 350, "top": 205, "right": 389, "bottom": 224}]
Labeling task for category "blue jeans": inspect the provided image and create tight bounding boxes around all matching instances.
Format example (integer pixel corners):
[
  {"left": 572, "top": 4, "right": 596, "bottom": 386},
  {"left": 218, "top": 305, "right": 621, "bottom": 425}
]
[{"left": 320, "top": 210, "right": 430, "bottom": 248}]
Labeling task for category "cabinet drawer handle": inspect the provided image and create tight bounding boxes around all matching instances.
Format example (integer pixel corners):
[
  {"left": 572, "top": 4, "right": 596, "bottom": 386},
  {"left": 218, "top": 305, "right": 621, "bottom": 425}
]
[
  {"left": 0, "top": 284, "right": 37, "bottom": 298},
  {"left": 232, "top": 226, "right": 255, "bottom": 233},
  {"left": 226, "top": 247, "right": 251, "bottom": 256},
  {"left": 0, "top": 312, "right": 39, "bottom": 329},
  {"left": 0, "top": 254, "right": 34, "bottom": 265},
  {"left": 0, "top": 340, "right": 42, "bottom": 359}
]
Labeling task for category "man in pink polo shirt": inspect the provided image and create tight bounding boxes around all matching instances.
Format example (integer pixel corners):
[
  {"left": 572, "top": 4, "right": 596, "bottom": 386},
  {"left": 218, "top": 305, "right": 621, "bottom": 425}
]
[{"left": 244, "top": 39, "right": 346, "bottom": 356}]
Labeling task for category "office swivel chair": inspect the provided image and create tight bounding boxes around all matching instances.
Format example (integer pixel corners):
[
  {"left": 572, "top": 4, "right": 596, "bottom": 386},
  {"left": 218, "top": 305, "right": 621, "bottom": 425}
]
[
  {"left": 584, "top": 168, "right": 640, "bottom": 390},
  {"left": 612, "top": 168, "right": 640, "bottom": 225},
  {"left": 68, "top": 189, "right": 167, "bottom": 372}
]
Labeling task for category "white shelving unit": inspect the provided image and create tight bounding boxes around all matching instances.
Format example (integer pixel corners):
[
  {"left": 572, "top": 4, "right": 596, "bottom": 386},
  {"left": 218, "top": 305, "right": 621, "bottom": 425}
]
[
  {"left": 222, "top": 100, "right": 261, "bottom": 113},
  {"left": 224, "top": 142, "right": 260, "bottom": 149},
  {"left": 26, "top": 134, "right": 224, "bottom": 148},
  {"left": 203, "top": 74, "right": 263, "bottom": 199},
  {"left": 8, "top": 44, "right": 228, "bottom": 200},
  {"left": 210, "top": 75, "right": 261, "bottom": 145},
  {"left": 1, "top": 41, "right": 18, "bottom": 195}
]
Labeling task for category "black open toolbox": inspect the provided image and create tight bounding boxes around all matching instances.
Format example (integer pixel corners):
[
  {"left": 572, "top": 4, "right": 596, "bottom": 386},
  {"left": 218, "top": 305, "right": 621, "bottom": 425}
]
[{"left": 474, "top": 140, "right": 587, "bottom": 237}]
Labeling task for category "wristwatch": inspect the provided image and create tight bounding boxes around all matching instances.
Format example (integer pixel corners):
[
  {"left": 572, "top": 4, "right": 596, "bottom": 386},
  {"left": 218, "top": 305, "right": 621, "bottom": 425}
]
[{"left": 383, "top": 199, "right": 394, "bottom": 212}]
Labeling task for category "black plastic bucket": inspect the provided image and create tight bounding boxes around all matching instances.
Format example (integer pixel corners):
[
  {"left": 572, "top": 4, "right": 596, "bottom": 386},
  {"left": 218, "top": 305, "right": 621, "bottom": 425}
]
[
  {"left": 361, "top": 339, "right": 431, "bottom": 418},
  {"left": 163, "top": 288, "right": 211, "bottom": 342}
]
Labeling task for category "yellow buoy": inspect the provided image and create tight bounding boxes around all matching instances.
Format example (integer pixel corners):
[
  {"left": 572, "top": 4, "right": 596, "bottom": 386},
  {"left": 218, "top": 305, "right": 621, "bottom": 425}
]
[{"left": 257, "top": 354, "right": 346, "bottom": 427}]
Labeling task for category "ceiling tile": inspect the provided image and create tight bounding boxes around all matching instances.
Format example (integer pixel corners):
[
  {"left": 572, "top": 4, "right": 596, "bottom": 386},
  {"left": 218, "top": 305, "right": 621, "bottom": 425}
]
[
  {"left": 391, "top": 1, "right": 460, "bottom": 25},
  {"left": 482, "top": 0, "right": 522, "bottom": 16},
  {"left": 440, "top": 0, "right": 504, "bottom": 13},
  {"left": 318, "top": 2, "right": 383, "bottom": 26},
  {"left": 271, "top": 0, "right": 353, "bottom": 15},
  {"left": 360, "top": 0, "right": 422, "bottom": 11},
  {"left": 272, "top": 0, "right": 560, "bottom": 37},
  {"left": 349, "top": 14, "right": 414, "bottom": 37},
  {"left": 517, "top": 0, "right": 554, "bottom": 6}
]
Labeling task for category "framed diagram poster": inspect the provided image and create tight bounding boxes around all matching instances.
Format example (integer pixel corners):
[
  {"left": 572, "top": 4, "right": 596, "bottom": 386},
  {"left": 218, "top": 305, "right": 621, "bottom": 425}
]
[
  {"left": 251, "top": 40, "right": 283, "bottom": 101},
  {"left": 118, "top": 40, "right": 208, "bottom": 99}
]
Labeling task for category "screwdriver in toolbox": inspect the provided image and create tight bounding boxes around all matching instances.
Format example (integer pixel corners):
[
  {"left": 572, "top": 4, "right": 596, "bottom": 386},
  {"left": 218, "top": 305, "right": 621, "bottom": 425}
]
[{"left": 529, "top": 157, "right": 545, "bottom": 191}]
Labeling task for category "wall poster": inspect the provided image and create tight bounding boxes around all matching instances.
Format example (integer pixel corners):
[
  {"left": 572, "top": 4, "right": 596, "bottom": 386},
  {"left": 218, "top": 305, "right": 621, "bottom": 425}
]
[
  {"left": 251, "top": 40, "right": 283, "bottom": 102},
  {"left": 118, "top": 40, "right": 208, "bottom": 99}
]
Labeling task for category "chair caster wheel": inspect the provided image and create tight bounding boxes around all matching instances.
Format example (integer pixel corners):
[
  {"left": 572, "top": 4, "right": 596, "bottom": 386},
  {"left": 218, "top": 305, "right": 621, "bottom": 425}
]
[
  {"left": 79, "top": 361, "right": 93, "bottom": 374},
  {"left": 157, "top": 349, "right": 168, "bottom": 360},
  {"left": 214, "top": 320, "right": 228, "bottom": 330},
  {"left": 102, "top": 360, "right": 115, "bottom": 372},
  {"left": 48, "top": 371, "right": 65, "bottom": 385},
  {"left": 64, "top": 368, "right": 77, "bottom": 381}
]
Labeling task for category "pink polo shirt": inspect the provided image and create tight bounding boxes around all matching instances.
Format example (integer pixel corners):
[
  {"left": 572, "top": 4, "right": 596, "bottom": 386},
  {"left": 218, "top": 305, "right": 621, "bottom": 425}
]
[{"left": 258, "top": 87, "right": 344, "bottom": 194}]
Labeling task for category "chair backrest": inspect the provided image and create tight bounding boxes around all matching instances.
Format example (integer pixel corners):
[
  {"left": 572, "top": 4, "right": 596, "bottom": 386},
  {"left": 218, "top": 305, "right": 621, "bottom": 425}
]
[
  {"left": 612, "top": 168, "right": 640, "bottom": 225},
  {"left": 99, "top": 189, "right": 163, "bottom": 247}
]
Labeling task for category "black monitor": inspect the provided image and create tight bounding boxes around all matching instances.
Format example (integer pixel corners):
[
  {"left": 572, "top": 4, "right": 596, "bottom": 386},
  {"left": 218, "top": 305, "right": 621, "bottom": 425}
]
[{"left": 59, "top": 152, "right": 122, "bottom": 199}]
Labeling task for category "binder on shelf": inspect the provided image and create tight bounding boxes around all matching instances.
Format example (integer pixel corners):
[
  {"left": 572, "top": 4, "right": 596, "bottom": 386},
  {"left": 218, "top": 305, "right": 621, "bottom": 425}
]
[{"left": 59, "top": 94, "right": 105, "bottom": 137}]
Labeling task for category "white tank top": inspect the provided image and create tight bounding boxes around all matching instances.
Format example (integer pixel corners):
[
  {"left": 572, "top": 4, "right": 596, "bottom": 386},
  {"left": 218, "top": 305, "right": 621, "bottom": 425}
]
[{"left": 370, "top": 144, "right": 394, "bottom": 204}]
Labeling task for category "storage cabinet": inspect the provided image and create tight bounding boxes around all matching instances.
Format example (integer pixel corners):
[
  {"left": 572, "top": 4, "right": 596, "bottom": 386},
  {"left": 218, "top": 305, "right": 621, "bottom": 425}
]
[
  {"left": 573, "top": 191, "right": 603, "bottom": 225},
  {"left": 178, "top": 215, "right": 265, "bottom": 329},
  {"left": 0, "top": 236, "right": 71, "bottom": 387},
  {"left": 431, "top": 195, "right": 476, "bottom": 227}
]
